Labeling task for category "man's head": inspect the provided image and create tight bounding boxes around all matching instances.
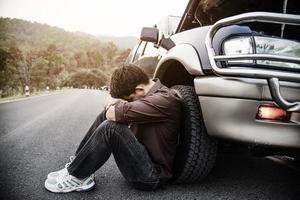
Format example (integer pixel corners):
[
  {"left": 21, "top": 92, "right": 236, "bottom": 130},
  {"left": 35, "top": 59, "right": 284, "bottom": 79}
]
[{"left": 110, "top": 64, "right": 150, "bottom": 101}]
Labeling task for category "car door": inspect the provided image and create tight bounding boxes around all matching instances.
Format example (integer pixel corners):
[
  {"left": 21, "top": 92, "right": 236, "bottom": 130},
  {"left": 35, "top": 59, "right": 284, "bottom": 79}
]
[
  {"left": 126, "top": 41, "right": 157, "bottom": 77},
  {"left": 133, "top": 41, "right": 160, "bottom": 77},
  {"left": 128, "top": 16, "right": 181, "bottom": 77}
]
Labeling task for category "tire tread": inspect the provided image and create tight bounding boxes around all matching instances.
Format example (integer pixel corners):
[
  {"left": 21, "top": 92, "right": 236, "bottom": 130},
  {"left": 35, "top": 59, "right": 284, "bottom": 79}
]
[{"left": 171, "top": 85, "right": 217, "bottom": 183}]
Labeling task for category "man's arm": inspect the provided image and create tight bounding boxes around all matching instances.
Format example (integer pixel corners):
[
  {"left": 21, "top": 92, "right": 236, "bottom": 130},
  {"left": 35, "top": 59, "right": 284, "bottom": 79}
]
[
  {"left": 113, "top": 92, "right": 173, "bottom": 124},
  {"left": 106, "top": 104, "right": 116, "bottom": 121},
  {"left": 105, "top": 96, "right": 123, "bottom": 121}
]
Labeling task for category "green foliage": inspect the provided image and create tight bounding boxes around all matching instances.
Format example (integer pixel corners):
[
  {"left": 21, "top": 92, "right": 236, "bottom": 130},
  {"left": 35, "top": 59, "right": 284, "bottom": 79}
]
[
  {"left": 68, "top": 68, "right": 108, "bottom": 88},
  {"left": 0, "top": 17, "right": 131, "bottom": 97}
]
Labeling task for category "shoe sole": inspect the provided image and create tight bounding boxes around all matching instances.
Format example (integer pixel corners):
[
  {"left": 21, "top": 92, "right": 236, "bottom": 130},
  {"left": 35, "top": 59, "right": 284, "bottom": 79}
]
[
  {"left": 44, "top": 180, "right": 95, "bottom": 193},
  {"left": 47, "top": 173, "right": 95, "bottom": 181}
]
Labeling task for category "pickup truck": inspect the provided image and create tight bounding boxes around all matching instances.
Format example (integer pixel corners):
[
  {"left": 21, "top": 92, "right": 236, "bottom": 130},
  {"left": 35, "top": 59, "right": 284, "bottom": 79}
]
[{"left": 126, "top": 0, "right": 300, "bottom": 183}]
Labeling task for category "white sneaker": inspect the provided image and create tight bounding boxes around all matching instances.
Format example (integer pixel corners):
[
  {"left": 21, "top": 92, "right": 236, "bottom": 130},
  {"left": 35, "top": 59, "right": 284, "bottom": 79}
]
[
  {"left": 47, "top": 156, "right": 75, "bottom": 180},
  {"left": 45, "top": 171, "right": 95, "bottom": 193}
]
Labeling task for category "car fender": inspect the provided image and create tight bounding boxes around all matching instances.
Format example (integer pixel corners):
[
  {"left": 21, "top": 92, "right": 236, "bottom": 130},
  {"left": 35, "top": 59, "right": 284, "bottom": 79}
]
[{"left": 154, "top": 43, "right": 204, "bottom": 79}]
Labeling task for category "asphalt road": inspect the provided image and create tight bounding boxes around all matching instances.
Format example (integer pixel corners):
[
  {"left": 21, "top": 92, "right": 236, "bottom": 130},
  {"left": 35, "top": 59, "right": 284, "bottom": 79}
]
[{"left": 0, "top": 89, "right": 299, "bottom": 200}]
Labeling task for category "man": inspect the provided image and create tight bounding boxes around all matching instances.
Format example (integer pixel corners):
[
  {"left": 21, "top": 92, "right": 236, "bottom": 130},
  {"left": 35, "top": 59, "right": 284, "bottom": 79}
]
[{"left": 44, "top": 64, "right": 181, "bottom": 192}]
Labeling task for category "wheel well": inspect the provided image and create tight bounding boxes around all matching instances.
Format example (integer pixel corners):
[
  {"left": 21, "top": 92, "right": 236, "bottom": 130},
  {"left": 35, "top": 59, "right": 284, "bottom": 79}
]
[{"left": 158, "top": 60, "right": 195, "bottom": 88}]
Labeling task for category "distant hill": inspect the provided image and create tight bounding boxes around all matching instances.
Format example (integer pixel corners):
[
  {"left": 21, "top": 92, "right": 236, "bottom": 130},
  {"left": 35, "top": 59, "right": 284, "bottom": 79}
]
[
  {"left": 0, "top": 17, "right": 131, "bottom": 97},
  {"left": 0, "top": 17, "right": 107, "bottom": 53},
  {"left": 97, "top": 35, "right": 139, "bottom": 49}
]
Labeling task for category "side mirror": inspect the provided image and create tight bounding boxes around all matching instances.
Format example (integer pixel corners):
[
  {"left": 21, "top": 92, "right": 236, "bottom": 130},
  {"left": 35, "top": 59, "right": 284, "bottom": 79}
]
[
  {"left": 140, "top": 27, "right": 159, "bottom": 44},
  {"left": 159, "top": 35, "right": 175, "bottom": 50}
]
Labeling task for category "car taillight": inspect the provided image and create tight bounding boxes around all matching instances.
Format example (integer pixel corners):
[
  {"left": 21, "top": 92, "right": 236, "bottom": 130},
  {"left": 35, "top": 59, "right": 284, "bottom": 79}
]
[{"left": 256, "top": 104, "right": 290, "bottom": 121}]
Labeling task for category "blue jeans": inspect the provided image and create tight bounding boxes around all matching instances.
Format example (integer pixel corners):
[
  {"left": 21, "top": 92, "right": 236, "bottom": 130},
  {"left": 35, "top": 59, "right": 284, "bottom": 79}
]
[{"left": 67, "top": 111, "right": 161, "bottom": 190}]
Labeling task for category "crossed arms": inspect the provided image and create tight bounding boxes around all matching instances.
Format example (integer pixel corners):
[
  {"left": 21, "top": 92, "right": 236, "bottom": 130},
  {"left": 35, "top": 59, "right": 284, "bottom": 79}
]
[{"left": 105, "top": 94, "right": 170, "bottom": 123}]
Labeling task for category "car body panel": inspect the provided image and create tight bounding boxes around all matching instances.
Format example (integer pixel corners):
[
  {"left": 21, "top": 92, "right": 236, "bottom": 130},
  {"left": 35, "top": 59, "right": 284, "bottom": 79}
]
[
  {"left": 199, "top": 95, "right": 300, "bottom": 147},
  {"left": 154, "top": 43, "right": 204, "bottom": 78},
  {"left": 194, "top": 77, "right": 300, "bottom": 101},
  {"left": 195, "top": 76, "right": 300, "bottom": 147}
]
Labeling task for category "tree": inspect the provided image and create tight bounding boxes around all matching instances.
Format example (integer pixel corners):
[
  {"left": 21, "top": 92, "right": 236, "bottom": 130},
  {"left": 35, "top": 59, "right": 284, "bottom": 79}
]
[
  {"left": 87, "top": 49, "right": 105, "bottom": 68},
  {"left": 0, "top": 48, "right": 14, "bottom": 97},
  {"left": 114, "top": 48, "right": 131, "bottom": 66},
  {"left": 42, "top": 44, "right": 64, "bottom": 88},
  {"left": 104, "top": 42, "right": 118, "bottom": 65},
  {"left": 68, "top": 69, "right": 108, "bottom": 88},
  {"left": 0, "top": 17, "right": 131, "bottom": 96}
]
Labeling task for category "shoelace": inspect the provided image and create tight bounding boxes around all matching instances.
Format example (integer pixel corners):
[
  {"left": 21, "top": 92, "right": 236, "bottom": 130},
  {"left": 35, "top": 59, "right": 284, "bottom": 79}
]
[
  {"left": 64, "top": 156, "right": 95, "bottom": 180},
  {"left": 57, "top": 174, "right": 82, "bottom": 189},
  {"left": 64, "top": 156, "right": 76, "bottom": 168}
]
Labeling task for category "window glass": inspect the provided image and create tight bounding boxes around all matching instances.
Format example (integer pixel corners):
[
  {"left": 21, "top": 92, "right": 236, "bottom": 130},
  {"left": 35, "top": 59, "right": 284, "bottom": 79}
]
[
  {"left": 156, "top": 16, "right": 181, "bottom": 38},
  {"left": 167, "top": 16, "right": 181, "bottom": 36},
  {"left": 143, "top": 42, "right": 159, "bottom": 56},
  {"left": 125, "top": 44, "right": 138, "bottom": 63},
  {"left": 133, "top": 41, "right": 146, "bottom": 62}
]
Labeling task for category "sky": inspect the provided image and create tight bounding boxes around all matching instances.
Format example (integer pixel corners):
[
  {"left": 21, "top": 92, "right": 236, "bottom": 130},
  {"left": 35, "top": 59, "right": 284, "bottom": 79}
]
[{"left": 0, "top": 0, "right": 188, "bottom": 37}]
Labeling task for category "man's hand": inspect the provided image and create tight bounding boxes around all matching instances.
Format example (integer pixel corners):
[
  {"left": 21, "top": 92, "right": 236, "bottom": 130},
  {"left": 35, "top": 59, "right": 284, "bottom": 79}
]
[
  {"left": 106, "top": 104, "right": 116, "bottom": 121},
  {"left": 105, "top": 96, "right": 121, "bottom": 110},
  {"left": 105, "top": 95, "right": 124, "bottom": 121}
]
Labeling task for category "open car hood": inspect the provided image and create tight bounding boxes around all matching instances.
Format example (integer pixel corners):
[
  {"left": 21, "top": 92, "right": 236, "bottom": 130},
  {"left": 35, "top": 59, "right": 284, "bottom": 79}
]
[{"left": 176, "top": 0, "right": 299, "bottom": 36}]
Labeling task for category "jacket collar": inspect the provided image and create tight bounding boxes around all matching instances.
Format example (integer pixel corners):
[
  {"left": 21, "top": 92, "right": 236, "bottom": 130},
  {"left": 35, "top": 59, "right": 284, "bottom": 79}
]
[{"left": 145, "top": 78, "right": 162, "bottom": 97}]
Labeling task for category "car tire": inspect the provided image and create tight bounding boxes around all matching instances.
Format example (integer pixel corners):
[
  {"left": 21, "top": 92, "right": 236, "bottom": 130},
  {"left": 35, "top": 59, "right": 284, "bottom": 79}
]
[{"left": 171, "top": 85, "right": 218, "bottom": 183}]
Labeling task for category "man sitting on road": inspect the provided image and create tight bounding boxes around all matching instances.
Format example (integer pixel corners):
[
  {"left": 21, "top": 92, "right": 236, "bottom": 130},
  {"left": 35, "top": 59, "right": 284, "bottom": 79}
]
[{"left": 44, "top": 64, "right": 181, "bottom": 192}]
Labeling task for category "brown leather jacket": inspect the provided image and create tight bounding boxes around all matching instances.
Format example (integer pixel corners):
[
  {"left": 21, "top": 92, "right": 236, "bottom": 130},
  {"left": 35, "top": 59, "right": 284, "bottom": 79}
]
[{"left": 114, "top": 79, "right": 181, "bottom": 181}]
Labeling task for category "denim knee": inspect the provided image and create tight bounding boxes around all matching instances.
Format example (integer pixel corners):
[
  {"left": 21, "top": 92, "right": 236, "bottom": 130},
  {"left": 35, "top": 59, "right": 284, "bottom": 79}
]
[
  {"left": 97, "top": 120, "right": 131, "bottom": 140},
  {"left": 99, "top": 120, "right": 127, "bottom": 132}
]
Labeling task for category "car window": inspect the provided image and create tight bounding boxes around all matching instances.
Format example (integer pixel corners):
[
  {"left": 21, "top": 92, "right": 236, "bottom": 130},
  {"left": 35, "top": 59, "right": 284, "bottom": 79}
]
[
  {"left": 125, "top": 44, "right": 138, "bottom": 63},
  {"left": 133, "top": 41, "right": 146, "bottom": 62},
  {"left": 143, "top": 42, "right": 159, "bottom": 57},
  {"left": 167, "top": 16, "right": 181, "bottom": 36},
  {"left": 156, "top": 16, "right": 181, "bottom": 38}
]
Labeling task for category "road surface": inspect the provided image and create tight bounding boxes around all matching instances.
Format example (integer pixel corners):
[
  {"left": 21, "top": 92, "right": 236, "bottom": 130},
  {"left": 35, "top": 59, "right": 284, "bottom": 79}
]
[{"left": 0, "top": 89, "right": 299, "bottom": 200}]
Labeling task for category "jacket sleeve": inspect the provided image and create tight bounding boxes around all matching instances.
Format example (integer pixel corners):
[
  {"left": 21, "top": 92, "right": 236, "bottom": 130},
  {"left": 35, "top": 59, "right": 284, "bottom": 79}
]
[{"left": 114, "top": 92, "right": 173, "bottom": 124}]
